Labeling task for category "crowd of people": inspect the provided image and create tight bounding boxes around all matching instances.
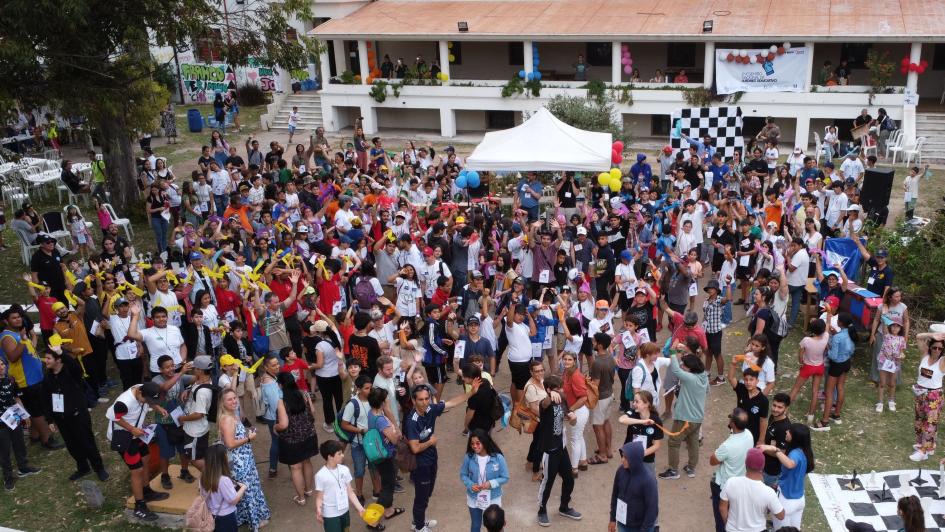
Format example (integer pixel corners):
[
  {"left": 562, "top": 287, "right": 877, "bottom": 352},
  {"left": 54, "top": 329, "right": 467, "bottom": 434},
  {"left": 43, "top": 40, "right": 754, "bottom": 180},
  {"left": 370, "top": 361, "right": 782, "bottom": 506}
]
[{"left": 0, "top": 102, "right": 937, "bottom": 532}]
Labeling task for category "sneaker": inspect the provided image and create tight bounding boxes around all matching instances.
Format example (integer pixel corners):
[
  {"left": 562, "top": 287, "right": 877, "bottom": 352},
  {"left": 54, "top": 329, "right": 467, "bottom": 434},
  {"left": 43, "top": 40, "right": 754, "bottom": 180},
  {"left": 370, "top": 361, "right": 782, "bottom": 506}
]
[
  {"left": 160, "top": 473, "right": 173, "bottom": 490},
  {"left": 830, "top": 414, "right": 842, "bottom": 424},
  {"left": 322, "top": 422, "right": 333, "bottom": 433},
  {"left": 558, "top": 508, "right": 582, "bottom": 521},
  {"left": 41, "top": 437, "right": 65, "bottom": 450},
  {"left": 711, "top": 376, "right": 726, "bottom": 386},
  {"left": 424, "top": 520, "right": 438, "bottom": 528},
  {"left": 394, "top": 482, "right": 405, "bottom": 493},
  {"left": 413, "top": 527, "right": 432, "bottom": 532},
  {"left": 69, "top": 469, "right": 92, "bottom": 481},
  {"left": 95, "top": 468, "right": 110, "bottom": 481},
  {"left": 97, "top": 397, "right": 110, "bottom": 403},
  {"left": 179, "top": 469, "right": 196, "bottom": 483},
  {"left": 3, "top": 478, "right": 12, "bottom": 491},
  {"left": 658, "top": 469, "right": 680, "bottom": 480},
  {"left": 875, "top": 402, "right": 884, "bottom": 413},
  {"left": 461, "top": 429, "right": 469, "bottom": 437},
  {"left": 806, "top": 414, "right": 814, "bottom": 424},
  {"left": 142, "top": 489, "right": 169, "bottom": 502},
  {"left": 268, "top": 469, "right": 277, "bottom": 479},
  {"left": 537, "top": 512, "right": 551, "bottom": 527},
  {"left": 811, "top": 420, "right": 831, "bottom": 432},
  {"left": 133, "top": 503, "right": 159, "bottom": 522},
  {"left": 683, "top": 465, "right": 696, "bottom": 478},
  {"left": 889, "top": 401, "right": 897, "bottom": 412},
  {"left": 17, "top": 466, "right": 41, "bottom": 477},
  {"left": 910, "top": 450, "right": 929, "bottom": 462}
]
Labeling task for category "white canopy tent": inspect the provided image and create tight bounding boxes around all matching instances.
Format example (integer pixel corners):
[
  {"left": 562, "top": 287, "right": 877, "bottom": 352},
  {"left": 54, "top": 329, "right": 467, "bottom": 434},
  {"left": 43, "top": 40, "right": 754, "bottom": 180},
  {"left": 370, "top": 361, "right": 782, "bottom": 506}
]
[{"left": 465, "top": 108, "right": 613, "bottom": 172}]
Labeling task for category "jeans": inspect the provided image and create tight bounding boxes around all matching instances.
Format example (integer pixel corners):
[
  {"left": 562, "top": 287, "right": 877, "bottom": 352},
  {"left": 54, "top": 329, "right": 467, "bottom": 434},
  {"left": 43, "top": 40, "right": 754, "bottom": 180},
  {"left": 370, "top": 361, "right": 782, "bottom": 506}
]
[
  {"left": 788, "top": 284, "right": 805, "bottom": 328},
  {"left": 264, "top": 418, "right": 279, "bottom": 472},
  {"left": 710, "top": 480, "right": 725, "bottom": 532},
  {"left": 411, "top": 462, "right": 437, "bottom": 529},
  {"left": 721, "top": 286, "right": 733, "bottom": 324},
  {"left": 213, "top": 194, "right": 227, "bottom": 217},
  {"left": 0, "top": 424, "right": 28, "bottom": 479},
  {"left": 150, "top": 216, "right": 168, "bottom": 253},
  {"left": 212, "top": 511, "right": 238, "bottom": 532}
]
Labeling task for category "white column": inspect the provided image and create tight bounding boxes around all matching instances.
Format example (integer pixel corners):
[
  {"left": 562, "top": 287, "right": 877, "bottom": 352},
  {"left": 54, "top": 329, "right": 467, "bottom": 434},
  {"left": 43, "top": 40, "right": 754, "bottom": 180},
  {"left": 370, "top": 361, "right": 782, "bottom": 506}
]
[
  {"left": 438, "top": 40, "right": 451, "bottom": 84},
  {"left": 440, "top": 108, "right": 456, "bottom": 138},
  {"left": 794, "top": 115, "right": 811, "bottom": 151},
  {"left": 612, "top": 42, "right": 622, "bottom": 84},
  {"left": 703, "top": 42, "right": 715, "bottom": 89},
  {"left": 323, "top": 105, "right": 340, "bottom": 132},
  {"left": 907, "top": 42, "right": 922, "bottom": 94},
  {"left": 360, "top": 105, "right": 377, "bottom": 134},
  {"left": 803, "top": 42, "right": 815, "bottom": 91},
  {"left": 332, "top": 39, "right": 346, "bottom": 76},
  {"left": 357, "top": 40, "right": 370, "bottom": 84},
  {"left": 523, "top": 40, "right": 534, "bottom": 78},
  {"left": 318, "top": 47, "right": 331, "bottom": 88}
]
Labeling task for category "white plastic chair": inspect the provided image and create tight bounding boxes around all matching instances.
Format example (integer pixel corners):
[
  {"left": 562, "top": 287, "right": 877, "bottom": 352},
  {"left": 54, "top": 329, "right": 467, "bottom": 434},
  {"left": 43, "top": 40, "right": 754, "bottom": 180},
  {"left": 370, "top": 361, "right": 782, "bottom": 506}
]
[
  {"left": 103, "top": 202, "right": 133, "bottom": 240},
  {"left": 904, "top": 137, "right": 926, "bottom": 166},
  {"left": 2, "top": 184, "right": 28, "bottom": 210},
  {"left": 14, "top": 230, "right": 40, "bottom": 266},
  {"left": 63, "top": 204, "right": 94, "bottom": 231},
  {"left": 892, "top": 135, "right": 919, "bottom": 165},
  {"left": 884, "top": 130, "right": 903, "bottom": 160},
  {"left": 862, "top": 136, "right": 878, "bottom": 158}
]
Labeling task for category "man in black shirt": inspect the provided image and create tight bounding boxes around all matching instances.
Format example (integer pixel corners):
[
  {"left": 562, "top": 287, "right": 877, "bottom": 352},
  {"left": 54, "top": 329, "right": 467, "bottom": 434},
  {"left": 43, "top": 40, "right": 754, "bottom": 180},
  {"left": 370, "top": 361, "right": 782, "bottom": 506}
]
[
  {"left": 555, "top": 173, "right": 579, "bottom": 214},
  {"left": 348, "top": 312, "right": 382, "bottom": 380},
  {"left": 30, "top": 235, "right": 66, "bottom": 302},
  {"left": 734, "top": 219, "right": 757, "bottom": 304},
  {"left": 463, "top": 366, "right": 496, "bottom": 433},
  {"left": 536, "top": 375, "right": 582, "bottom": 527},
  {"left": 762, "top": 393, "right": 792, "bottom": 488},
  {"left": 727, "top": 361, "right": 769, "bottom": 445},
  {"left": 745, "top": 147, "right": 768, "bottom": 181},
  {"left": 591, "top": 233, "right": 616, "bottom": 300},
  {"left": 684, "top": 154, "right": 703, "bottom": 189},
  {"left": 223, "top": 146, "right": 245, "bottom": 171},
  {"left": 709, "top": 211, "right": 735, "bottom": 273},
  {"left": 60, "top": 160, "right": 90, "bottom": 194}
]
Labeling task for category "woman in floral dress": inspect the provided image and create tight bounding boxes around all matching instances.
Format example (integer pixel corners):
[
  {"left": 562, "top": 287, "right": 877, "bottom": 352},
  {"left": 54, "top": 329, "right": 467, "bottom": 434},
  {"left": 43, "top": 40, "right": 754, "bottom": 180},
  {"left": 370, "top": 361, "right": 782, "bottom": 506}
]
[{"left": 218, "top": 388, "right": 271, "bottom": 530}]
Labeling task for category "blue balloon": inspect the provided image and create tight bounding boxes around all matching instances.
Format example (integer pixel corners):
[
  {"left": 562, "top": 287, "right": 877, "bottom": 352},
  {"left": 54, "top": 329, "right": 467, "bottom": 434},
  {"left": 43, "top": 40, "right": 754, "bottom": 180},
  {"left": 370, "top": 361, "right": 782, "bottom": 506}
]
[
  {"left": 456, "top": 175, "right": 468, "bottom": 188},
  {"left": 518, "top": 69, "right": 526, "bottom": 79},
  {"left": 534, "top": 59, "right": 540, "bottom": 67},
  {"left": 467, "top": 171, "right": 480, "bottom": 188},
  {"left": 534, "top": 71, "right": 542, "bottom": 80},
  {"left": 459, "top": 169, "right": 468, "bottom": 177}
]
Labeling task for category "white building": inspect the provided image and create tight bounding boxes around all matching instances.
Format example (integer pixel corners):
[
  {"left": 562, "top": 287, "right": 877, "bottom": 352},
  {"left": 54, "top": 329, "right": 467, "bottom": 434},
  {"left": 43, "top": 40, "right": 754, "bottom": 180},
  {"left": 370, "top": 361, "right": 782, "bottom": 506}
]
[{"left": 308, "top": 0, "right": 945, "bottom": 151}]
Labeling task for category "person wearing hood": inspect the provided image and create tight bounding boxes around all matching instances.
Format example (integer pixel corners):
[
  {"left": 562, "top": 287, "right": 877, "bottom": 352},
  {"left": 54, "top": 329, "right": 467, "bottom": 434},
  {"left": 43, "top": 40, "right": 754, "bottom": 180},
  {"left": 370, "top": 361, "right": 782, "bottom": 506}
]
[
  {"left": 608, "top": 441, "right": 658, "bottom": 532},
  {"left": 629, "top": 154, "right": 653, "bottom": 189}
]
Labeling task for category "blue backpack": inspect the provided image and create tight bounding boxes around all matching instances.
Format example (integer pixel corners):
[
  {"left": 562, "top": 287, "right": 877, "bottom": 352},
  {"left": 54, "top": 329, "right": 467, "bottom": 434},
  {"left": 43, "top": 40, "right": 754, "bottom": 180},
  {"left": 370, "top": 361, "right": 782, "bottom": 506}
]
[{"left": 333, "top": 397, "right": 360, "bottom": 443}]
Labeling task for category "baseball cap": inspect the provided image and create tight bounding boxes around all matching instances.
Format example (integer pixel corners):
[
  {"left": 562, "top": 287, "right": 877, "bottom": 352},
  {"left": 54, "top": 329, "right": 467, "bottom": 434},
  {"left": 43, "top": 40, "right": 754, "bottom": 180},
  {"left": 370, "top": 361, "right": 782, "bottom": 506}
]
[
  {"left": 745, "top": 448, "right": 765, "bottom": 471},
  {"left": 219, "top": 354, "right": 239, "bottom": 367},
  {"left": 620, "top": 250, "right": 633, "bottom": 262},
  {"left": 301, "top": 286, "right": 316, "bottom": 296},
  {"left": 576, "top": 226, "right": 587, "bottom": 236},
  {"left": 662, "top": 145, "right": 673, "bottom": 154},
  {"left": 51, "top": 302, "right": 66, "bottom": 312},
  {"left": 875, "top": 249, "right": 888, "bottom": 258},
  {"left": 595, "top": 299, "right": 609, "bottom": 310},
  {"left": 466, "top": 316, "right": 481, "bottom": 326},
  {"left": 823, "top": 161, "right": 835, "bottom": 169},
  {"left": 311, "top": 320, "right": 330, "bottom": 333},
  {"left": 193, "top": 355, "right": 213, "bottom": 371},
  {"left": 823, "top": 269, "right": 841, "bottom": 279},
  {"left": 39, "top": 234, "right": 56, "bottom": 244},
  {"left": 423, "top": 247, "right": 435, "bottom": 257},
  {"left": 470, "top": 270, "right": 484, "bottom": 279},
  {"left": 139, "top": 381, "right": 162, "bottom": 402},
  {"left": 846, "top": 203, "right": 862, "bottom": 212},
  {"left": 189, "top": 251, "right": 204, "bottom": 261},
  {"left": 824, "top": 295, "right": 841, "bottom": 309},
  {"left": 115, "top": 298, "right": 129, "bottom": 307},
  {"left": 395, "top": 211, "right": 406, "bottom": 219},
  {"left": 369, "top": 309, "right": 384, "bottom": 320}
]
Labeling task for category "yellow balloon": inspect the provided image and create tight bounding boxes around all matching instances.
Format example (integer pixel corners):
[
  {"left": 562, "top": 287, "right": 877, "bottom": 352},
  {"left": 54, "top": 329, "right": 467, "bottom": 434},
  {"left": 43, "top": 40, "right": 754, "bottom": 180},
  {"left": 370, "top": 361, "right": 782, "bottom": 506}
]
[
  {"left": 598, "top": 172, "right": 610, "bottom": 184},
  {"left": 610, "top": 167, "right": 622, "bottom": 180},
  {"left": 609, "top": 179, "right": 621, "bottom": 192},
  {"left": 449, "top": 54, "right": 456, "bottom": 62},
  {"left": 447, "top": 42, "right": 454, "bottom": 49}
]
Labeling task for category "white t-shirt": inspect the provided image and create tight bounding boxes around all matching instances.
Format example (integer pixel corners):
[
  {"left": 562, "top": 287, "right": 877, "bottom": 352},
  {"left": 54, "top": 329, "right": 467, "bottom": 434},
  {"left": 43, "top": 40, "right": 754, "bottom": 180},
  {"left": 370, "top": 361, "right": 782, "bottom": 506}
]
[
  {"left": 764, "top": 148, "right": 779, "bottom": 170},
  {"left": 720, "top": 476, "right": 784, "bottom": 532},
  {"left": 588, "top": 315, "right": 615, "bottom": 338},
  {"left": 614, "top": 263, "right": 637, "bottom": 295},
  {"left": 209, "top": 170, "right": 229, "bottom": 196},
  {"left": 315, "top": 465, "right": 353, "bottom": 518},
  {"left": 183, "top": 381, "right": 213, "bottom": 438},
  {"left": 314, "top": 340, "right": 340, "bottom": 378},
  {"left": 840, "top": 157, "right": 864, "bottom": 180},
  {"left": 288, "top": 111, "right": 299, "bottom": 128},
  {"left": 787, "top": 249, "right": 809, "bottom": 287},
  {"left": 108, "top": 314, "right": 139, "bottom": 361},
  {"left": 680, "top": 207, "right": 705, "bottom": 244},
  {"left": 106, "top": 386, "right": 151, "bottom": 440},
  {"left": 140, "top": 326, "right": 185, "bottom": 373},
  {"left": 505, "top": 319, "right": 533, "bottom": 363},
  {"left": 394, "top": 277, "right": 421, "bottom": 317},
  {"left": 420, "top": 260, "right": 450, "bottom": 298}
]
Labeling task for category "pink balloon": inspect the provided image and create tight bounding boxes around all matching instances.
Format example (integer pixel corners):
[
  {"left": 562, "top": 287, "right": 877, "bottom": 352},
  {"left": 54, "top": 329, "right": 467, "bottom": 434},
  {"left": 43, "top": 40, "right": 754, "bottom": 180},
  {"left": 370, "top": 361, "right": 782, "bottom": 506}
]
[
  {"left": 621, "top": 44, "right": 629, "bottom": 53},
  {"left": 621, "top": 56, "right": 630, "bottom": 65},
  {"left": 623, "top": 65, "right": 632, "bottom": 74}
]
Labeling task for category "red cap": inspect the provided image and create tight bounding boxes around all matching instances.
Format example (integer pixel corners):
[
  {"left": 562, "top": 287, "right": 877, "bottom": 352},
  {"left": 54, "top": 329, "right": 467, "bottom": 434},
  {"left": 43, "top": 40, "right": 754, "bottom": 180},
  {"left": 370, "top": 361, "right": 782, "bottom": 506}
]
[
  {"left": 662, "top": 145, "right": 673, "bottom": 154},
  {"left": 423, "top": 247, "right": 435, "bottom": 256}
]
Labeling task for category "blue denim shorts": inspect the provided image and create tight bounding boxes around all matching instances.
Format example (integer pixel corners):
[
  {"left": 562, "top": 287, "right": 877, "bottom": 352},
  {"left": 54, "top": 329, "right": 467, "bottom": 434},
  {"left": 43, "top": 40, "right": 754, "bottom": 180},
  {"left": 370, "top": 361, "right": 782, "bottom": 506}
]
[
  {"left": 155, "top": 423, "right": 186, "bottom": 459},
  {"left": 349, "top": 443, "right": 374, "bottom": 478}
]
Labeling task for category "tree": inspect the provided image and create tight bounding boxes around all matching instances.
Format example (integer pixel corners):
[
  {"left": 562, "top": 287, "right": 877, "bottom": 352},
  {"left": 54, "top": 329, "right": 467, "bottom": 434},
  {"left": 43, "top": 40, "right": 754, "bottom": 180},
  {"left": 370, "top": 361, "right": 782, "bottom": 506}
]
[
  {"left": 0, "top": 0, "right": 313, "bottom": 213},
  {"left": 544, "top": 95, "right": 631, "bottom": 146}
]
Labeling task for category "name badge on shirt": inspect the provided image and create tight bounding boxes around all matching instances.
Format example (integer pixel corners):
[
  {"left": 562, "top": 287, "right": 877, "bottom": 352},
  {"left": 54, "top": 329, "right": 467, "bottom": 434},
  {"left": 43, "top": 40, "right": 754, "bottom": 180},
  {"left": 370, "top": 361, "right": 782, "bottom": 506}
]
[
  {"left": 52, "top": 393, "right": 65, "bottom": 413},
  {"left": 475, "top": 489, "right": 492, "bottom": 509},
  {"left": 454, "top": 340, "right": 466, "bottom": 360},
  {"left": 539, "top": 270, "right": 550, "bottom": 284}
]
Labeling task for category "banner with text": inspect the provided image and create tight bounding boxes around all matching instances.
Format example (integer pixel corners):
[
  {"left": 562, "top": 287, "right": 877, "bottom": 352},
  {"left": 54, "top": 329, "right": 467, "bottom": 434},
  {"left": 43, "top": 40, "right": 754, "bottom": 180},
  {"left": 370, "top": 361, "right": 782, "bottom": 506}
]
[{"left": 715, "top": 48, "right": 808, "bottom": 94}]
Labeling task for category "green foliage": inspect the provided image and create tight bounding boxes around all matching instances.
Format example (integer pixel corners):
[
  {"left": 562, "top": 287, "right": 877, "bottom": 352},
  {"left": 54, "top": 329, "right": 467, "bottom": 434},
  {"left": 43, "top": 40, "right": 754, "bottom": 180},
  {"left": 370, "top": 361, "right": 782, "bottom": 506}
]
[
  {"left": 369, "top": 80, "right": 389, "bottom": 103},
  {"left": 236, "top": 84, "right": 268, "bottom": 106},
  {"left": 339, "top": 70, "right": 356, "bottom": 84},
  {"left": 524, "top": 78, "right": 542, "bottom": 97},
  {"left": 501, "top": 76, "right": 525, "bottom": 98},
  {"left": 865, "top": 49, "right": 895, "bottom": 104},
  {"left": 683, "top": 86, "right": 714, "bottom": 107},
  {"left": 610, "top": 84, "right": 634, "bottom": 105},
  {"left": 583, "top": 79, "right": 607, "bottom": 105},
  {"left": 867, "top": 211, "right": 945, "bottom": 323},
  {"left": 544, "top": 95, "right": 631, "bottom": 145}
]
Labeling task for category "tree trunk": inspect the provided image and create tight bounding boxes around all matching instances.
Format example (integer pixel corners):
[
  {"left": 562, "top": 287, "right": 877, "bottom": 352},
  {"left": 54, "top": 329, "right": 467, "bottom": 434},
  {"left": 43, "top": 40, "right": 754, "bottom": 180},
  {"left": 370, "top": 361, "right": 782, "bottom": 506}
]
[{"left": 94, "top": 107, "right": 138, "bottom": 215}]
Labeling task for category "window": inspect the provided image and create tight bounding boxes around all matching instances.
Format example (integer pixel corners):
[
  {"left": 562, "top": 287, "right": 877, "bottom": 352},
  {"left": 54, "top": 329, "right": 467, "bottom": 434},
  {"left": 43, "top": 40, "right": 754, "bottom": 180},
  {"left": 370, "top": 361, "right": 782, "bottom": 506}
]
[
  {"left": 651, "top": 115, "right": 671, "bottom": 136},
  {"left": 839, "top": 44, "right": 872, "bottom": 69},
  {"left": 933, "top": 43, "right": 945, "bottom": 70},
  {"left": 196, "top": 29, "right": 224, "bottom": 63},
  {"left": 487, "top": 111, "right": 515, "bottom": 129},
  {"left": 586, "top": 42, "right": 612, "bottom": 67},
  {"left": 508, "top": 43, "right": 523, "bottom": 65},
  {"left": 666, "top": 43, "right": 696, "bottom": 68}
]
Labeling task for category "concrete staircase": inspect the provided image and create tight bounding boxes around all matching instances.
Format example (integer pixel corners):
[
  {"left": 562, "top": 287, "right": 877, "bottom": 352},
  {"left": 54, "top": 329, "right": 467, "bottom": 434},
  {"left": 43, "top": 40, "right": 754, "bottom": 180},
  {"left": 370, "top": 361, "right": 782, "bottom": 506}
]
[
  {"left": 915, "top": 112, "right": 945, "bottom": 165},
  {"left": 269, "top": 92, "right": 322, "bottom": 133}
]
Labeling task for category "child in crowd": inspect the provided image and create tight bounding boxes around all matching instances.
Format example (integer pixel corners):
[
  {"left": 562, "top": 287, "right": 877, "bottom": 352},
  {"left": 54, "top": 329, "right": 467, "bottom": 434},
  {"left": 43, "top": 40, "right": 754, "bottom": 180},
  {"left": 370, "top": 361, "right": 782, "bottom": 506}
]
[
  {"left": 876, "top": 316, "right": 907, "bottom": 413},
  {"left": 314, "top": 440, "right": 366, "bottom": 531},
  {"left": 198, "top": 444, "right": 246, "bottom": 532}
]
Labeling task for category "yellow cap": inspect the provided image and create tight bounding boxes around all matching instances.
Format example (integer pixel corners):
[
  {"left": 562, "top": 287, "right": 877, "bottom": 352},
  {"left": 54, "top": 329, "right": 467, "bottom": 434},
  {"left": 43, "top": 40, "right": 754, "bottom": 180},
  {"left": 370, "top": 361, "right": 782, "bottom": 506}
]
[
  {"left": 219, "top": 354, "right": 238, "bottom": 367},
  {"left": 51, "top": 302, "right": 66, "bottom": 312},
  {"left": 455, "top": 216, "right": 466, "bottom": 223}
]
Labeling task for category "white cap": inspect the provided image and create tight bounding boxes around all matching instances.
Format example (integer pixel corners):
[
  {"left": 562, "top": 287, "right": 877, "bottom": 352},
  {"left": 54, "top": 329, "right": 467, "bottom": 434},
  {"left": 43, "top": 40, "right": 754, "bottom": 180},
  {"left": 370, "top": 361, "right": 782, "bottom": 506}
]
[
  {"left": 576, "top": 226, "right": 587, "bottom": 235},
  {"left": 847, "top": 204, "right": 862, "bottom": 212},
  {"left": 395, "top": 211, "right": 407, "bottom": 218}
]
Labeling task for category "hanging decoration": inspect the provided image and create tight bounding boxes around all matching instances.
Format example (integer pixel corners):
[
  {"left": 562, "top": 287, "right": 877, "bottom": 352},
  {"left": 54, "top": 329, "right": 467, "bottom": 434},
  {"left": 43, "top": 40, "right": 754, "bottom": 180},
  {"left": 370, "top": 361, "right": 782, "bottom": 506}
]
[
  {"left": 620, "top": 43, "right": 633, "bottom": 75},
  {"left": 519, "top": 45, "right": 543, "bottom": 81},
  {"left": 900, "top": 57, "right": 928, "bottom": 75},
  {"left": 720, "top": 42, "right": 792, "bottom": 64}
]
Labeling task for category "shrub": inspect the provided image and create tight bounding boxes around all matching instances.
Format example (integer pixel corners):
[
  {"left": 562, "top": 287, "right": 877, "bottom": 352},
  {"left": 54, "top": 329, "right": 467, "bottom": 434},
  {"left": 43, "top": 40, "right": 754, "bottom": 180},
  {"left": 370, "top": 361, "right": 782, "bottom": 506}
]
[
  {"left": 544, "top": 95, "right": 631, "bottom": 145},
  {"left": 236, "top": 84, "right": 268, "bottom": 106}
]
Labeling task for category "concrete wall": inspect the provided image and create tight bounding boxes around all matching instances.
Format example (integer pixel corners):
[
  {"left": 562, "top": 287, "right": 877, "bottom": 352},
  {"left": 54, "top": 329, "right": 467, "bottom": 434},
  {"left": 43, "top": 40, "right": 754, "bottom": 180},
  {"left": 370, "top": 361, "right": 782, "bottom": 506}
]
[
  {"left": 456, "top": 110, "right": 488, "bottom": 132},
  {"left": 376, "top": 107, "right": 440, "bottom": 130}
]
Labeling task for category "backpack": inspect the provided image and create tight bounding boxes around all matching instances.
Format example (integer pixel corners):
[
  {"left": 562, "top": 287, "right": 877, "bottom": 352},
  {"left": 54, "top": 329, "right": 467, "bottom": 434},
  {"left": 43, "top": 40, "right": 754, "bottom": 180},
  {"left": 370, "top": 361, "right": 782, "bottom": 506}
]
[
  {"left": 363, "top": 413, "right": 391, "bottom": 465},
  {"left": 184, "top": 493, "right": 214, "bottom": 532},
  {"left": 354, "top": 277, "right": 378, "bottom": 308},
  {"left": 252, "top": 320, "right": 269, "bottom": 356},
  {"left": 489, "top": 388, "right": 504, "bottom": 421},
  {"left": 333, "top": 397, "right": 360, "bottom": 443},
  {"left": 194, "top": 383, "right": 221, "bottom": 424},
  {"left": 762, "top": 307, "right": 788, "bottom": 338}
]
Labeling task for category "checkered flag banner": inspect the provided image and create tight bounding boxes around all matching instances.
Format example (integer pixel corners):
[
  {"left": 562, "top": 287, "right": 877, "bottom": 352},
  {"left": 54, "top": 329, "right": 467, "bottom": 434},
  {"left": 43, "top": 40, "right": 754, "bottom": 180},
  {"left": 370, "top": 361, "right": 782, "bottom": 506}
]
[{"left": 670, "top": 106, "right": 744, "bottom": 160}]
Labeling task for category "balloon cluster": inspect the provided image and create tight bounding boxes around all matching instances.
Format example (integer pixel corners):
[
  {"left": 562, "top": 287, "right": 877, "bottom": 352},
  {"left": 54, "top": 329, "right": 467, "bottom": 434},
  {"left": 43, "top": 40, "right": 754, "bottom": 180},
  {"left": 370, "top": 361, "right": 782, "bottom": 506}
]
[
  {"left": 723, "top": 42, "right": 792, "bottom": 65},
  {"left": 448, "top": 41, "right": 456, "bottom": 64},
  {"left": 598, "top": 167, "right": 623, "bottom": 192},
  {"left": 365, "top": 42, "right": 380, "bottom": 84},
  {"left": 900, "top": 57, "right": 928, "bottom": 75},
  {"left": 611, "top": 140, "right": 623, "bottom": 165},
  {"left": 456, "top": 169, "right": 481, "bottom": 188},
  {"left": 518, "top": 45, "right": 543, "bottom": 81},
  {"left": 436, "top": 72, "right": 449, "bottom": 81},
  {"left": 620, "top": 44, "right": 633, "bottom": 75}
]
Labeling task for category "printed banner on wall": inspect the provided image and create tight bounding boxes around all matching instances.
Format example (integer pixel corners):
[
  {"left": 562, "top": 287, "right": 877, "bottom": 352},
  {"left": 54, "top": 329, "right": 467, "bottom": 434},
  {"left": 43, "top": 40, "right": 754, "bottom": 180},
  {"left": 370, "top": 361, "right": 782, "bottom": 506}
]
[
  {"left": 715, "top": 47, "right": 808, "bottom": 94},
  {"left": 175, "top": 51, "right": 284, "bottom": 104}
]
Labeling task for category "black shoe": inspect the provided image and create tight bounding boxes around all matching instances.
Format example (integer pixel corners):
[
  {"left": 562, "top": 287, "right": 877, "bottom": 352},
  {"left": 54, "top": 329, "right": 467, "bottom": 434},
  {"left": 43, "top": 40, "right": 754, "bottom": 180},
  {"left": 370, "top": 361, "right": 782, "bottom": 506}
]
[
  {"left": 3, "top": 478, "right": 13, "bottom": 491},
  {"left": 42, "top": 437, "right": 65, "bottom": 450},
  {"left": 160, "top": 473, "right": 173, "bottom": 490},
  {"left": 17, "top": 466, "right": 41, "bottom": 477},
  {"left": 95, "top": 468, "right": 110, "bottom": 481},
  {"left": 142, "top": 489, "right": 169, "bottom": 502},
  {"left": 133, "top": 503, "right": 158, "bottom": 522},
  {"left": 179, "top": 469, "right": 196, "bottom": 483},
  {"left": 68, "top": 469, "right": 92, "bottom": 481}
]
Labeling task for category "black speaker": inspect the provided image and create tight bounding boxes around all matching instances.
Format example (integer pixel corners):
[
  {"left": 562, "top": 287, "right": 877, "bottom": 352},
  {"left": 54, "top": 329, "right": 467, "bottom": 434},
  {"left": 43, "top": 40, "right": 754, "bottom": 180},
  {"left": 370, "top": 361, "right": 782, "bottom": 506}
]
[{"left": 861, "top": 168, "right": 895, "bottom": 215}]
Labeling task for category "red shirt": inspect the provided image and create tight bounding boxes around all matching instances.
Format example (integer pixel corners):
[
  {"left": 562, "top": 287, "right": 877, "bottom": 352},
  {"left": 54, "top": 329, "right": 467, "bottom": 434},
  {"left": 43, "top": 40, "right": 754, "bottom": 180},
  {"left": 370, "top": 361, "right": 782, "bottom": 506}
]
[
  {"left": 315, "top": 273, "right": 342, "bottom": 316},
  {"left": 563, "top": 370, "right": 587, "bottom": 406},
  {"left": 431, "top": 287, "right": 450, "bottom": 307},
  {"left": 270, "top": 277, "right": 303, "bottom": 317},
  {"left": 282, "top": 357, "right": 310, "bottom": 392},
  {"left": 339, "top": 322, "right": 354, "bottom": 356},
  {"left": 214, "top": 286, "right": 242, "bottom": 317},
  {"left": 670, "top": 311, "right": 708, "bottom": 351},
  {"left": 35, "top": 295, "right": 57, "bottom": 331}
]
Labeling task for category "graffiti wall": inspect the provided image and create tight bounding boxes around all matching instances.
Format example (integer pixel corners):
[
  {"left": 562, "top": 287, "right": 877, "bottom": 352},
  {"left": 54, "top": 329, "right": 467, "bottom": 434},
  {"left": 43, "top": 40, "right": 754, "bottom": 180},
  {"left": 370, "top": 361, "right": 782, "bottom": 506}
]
[{"left": 175, "top": 51, "right": 285, "bottom": 104}]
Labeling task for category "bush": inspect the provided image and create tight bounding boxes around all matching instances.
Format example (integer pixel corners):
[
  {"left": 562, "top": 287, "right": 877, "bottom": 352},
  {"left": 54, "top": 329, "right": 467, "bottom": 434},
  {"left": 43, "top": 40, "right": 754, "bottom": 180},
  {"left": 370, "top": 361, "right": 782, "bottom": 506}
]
[
  {"left": 236, "top": 84, "right": 268, "bottom": 106},
  {"left": 544, "top": 95, "right": 631, "bottom": 145},
  {"left": 868, "top": 211, "right": 945, "bottom": 325}
]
